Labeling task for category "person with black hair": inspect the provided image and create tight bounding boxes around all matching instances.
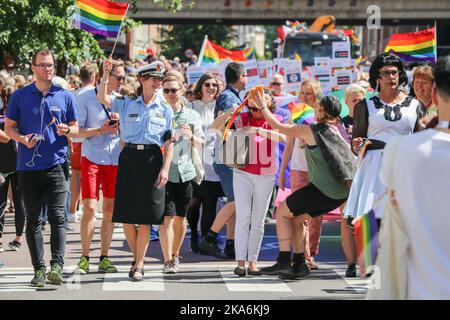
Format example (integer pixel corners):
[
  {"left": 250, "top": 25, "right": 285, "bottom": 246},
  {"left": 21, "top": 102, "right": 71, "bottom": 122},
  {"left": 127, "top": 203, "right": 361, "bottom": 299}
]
[
  {"left": 368, "top": 55, "right": 450, "bottom": 299},
  {"left": 343, "top": 52, "right": 426, "bottom": 230}
]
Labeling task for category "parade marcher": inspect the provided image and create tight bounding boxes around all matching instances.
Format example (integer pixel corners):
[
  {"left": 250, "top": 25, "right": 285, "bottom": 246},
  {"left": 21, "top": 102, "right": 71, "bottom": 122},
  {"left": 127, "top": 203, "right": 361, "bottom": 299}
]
[
  {"left": 73, "top": 60, "right": 124, "bottom": 275},
  {"left": 5, "top": 49, "right": 79, "bottom": 287},
  {"left": 199, "top": 62, "right": 248, "bottom": 259},
  {"left": 277, "top": 79, "right": 323, "bottom": 271},
  {"left": 186, "top": 73, "right": 224, "bottom": 253},
  {"left": 232, "top": 94, "right": 286, "bottom": 277},
  {"left": 412, "top": 65, "right": 436, "bottom": 114},
  {"left": 97, "top": 59, "right": 174, "bottom": 282},
  {"left": 253, "top": 92, "right": 356, "bottom": 280},
  {"left": 368, "top": 56, "right": 450, "bottom": 300},
  {"left": 159, "top": 75, "right": 204, "bottom": 273},
  {"left": 67, "top": 64, "right": 98, "bottom": 224},
  {"left": 344, "top": 53, "right": 426, "bottom": 225}
]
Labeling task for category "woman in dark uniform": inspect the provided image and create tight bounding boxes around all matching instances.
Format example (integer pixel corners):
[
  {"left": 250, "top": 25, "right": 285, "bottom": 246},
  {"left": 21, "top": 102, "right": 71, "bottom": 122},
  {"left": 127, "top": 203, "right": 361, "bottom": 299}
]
[{"left": 97, "top": 59, "right": 174, "bottom": 281}]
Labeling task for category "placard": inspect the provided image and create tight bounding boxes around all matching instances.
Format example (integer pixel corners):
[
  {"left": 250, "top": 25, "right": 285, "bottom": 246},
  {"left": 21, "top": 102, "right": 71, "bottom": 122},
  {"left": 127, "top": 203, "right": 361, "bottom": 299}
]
[
  {"left": 186, "top": 65, "right": 205, "bottom": 85},
  {"left": 332, "top": 41, "right": 351, "bottom": 63}
]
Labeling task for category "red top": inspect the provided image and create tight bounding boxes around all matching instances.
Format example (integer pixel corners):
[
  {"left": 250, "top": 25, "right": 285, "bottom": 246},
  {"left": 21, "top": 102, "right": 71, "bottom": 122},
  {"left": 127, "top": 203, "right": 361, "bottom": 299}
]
[{"left": 238, "top": 112, "right": 281, "bottom": 176}]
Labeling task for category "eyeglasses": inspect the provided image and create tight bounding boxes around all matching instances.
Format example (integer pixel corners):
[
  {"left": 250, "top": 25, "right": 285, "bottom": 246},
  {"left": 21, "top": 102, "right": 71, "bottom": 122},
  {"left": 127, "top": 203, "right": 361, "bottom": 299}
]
[
  {"left": 163, "top": 88, "right": 180, "bottom": 94},
  {"left": 242, "top": 74, "right": 249, "bottom": 77},
  {"left": 247, "top": 106, "right": 260, "bottom": 112},
  {"left": 380, "top": 70, "right": 398, "bottom": 77},
  {"left": 271, "top": 82, "right": 282, "bottom": 86},
  {"left": 110, "top": 74, "right": 126, "bottom": 81},
  {"left": 204, "top": 83, "right": 218, "bottom": 88},
  {"left": 34, "top": 64, "right": 54, "bottom": 70}
]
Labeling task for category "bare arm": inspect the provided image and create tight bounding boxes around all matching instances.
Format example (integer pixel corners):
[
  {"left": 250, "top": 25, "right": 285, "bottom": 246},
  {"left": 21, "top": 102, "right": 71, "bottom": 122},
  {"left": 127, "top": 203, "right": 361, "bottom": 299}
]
[
  {"left": 0, "top": 129, "right": 10, "bottom": 143},
  {"left": 5, "top": 117, "right": 36, "bottom": 148},
  {"left": 157, "top": 140, "right": 174, "bottom": 188},
  {"left": 96, "top": 58, "right": 113, "bottom": 108},
  {"left": 211, "top": 106, "right": 238, "bottom": 132},
  {"left": 278, "top": 136, "right": 294, "bottom": 190},
  {"left": 256, "top": 127, "right": 286, "bottom": 143}
]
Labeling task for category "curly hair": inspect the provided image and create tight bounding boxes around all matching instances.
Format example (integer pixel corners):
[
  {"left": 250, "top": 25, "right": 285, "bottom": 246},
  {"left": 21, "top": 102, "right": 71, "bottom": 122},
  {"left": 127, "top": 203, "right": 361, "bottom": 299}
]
[{"left": 369, "top": 52, "right": 408, "bottom": 90}]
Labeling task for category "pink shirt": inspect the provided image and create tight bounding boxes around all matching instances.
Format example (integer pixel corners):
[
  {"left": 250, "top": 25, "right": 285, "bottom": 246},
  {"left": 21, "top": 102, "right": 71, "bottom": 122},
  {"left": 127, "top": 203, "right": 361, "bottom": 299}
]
[{"left": 238, "top": 112, "right": 282, "bottom": 176}]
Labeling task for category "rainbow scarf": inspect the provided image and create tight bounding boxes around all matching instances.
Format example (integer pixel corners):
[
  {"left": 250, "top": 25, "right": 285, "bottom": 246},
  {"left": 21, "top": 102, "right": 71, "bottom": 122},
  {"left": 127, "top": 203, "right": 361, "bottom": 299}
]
[
  {"left": 74, "top": 0, "right": 128, "bottom": 38},
  {"left": 353, "top": 209, "right": 379, "bottom": 276},
  {"left": 356, "top": 139, "right": 372, "bottom": 167},
  {"left": 288, "top": 102, "right": 315, "bottom": 125},
  {"left": 384, "top": 27, "right": 436, "bottom": 63},
  {"left": 201, "top": 39, "right": 255, "bottom": 65},
  {"left": 222, "top": 97, "right": 249, "bottom": 141}
]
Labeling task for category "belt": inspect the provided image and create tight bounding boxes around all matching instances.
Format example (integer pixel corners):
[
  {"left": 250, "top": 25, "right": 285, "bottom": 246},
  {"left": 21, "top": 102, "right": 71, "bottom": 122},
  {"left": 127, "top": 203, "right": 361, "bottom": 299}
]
[
  {"left": 366, "top": 139, "right": 386, "bottom": 151},
  {"left": 125, "top": 143, "right": 156, "bottom": 150}
]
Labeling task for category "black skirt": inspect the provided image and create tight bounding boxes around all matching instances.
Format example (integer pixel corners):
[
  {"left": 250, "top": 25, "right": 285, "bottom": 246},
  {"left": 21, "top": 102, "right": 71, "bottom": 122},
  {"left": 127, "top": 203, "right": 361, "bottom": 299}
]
[{"left": 113, "top": 145, "right": 165, "bottom": 225}]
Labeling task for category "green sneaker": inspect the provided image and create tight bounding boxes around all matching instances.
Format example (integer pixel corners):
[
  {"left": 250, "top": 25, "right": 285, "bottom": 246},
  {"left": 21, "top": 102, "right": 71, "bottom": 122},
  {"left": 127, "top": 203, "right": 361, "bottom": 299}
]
[
  {"left": 98, "top": 257, "right": 118, "bottom": 273},
  {"left": 31, "top": 268, "right": 46, "bottom": 287},
  {"left": 47, "top": 264, "right": 63, "bottom": 285},
  {"left": 74, "top": 256, "right": 90, "bottom": 275}
]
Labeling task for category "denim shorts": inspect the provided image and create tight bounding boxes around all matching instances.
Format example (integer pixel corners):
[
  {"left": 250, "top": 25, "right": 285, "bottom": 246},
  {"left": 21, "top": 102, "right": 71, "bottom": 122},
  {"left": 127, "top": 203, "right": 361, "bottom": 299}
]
[{"left": 212, "top": 162, "right": 234, "bottom": 202}]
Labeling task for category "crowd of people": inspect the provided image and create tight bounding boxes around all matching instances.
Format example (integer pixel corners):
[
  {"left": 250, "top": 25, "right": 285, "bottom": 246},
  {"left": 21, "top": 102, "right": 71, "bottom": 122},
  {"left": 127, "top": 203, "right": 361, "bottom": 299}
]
[{"left": 0, "top": 47, "right": 449, "bottom": 299}]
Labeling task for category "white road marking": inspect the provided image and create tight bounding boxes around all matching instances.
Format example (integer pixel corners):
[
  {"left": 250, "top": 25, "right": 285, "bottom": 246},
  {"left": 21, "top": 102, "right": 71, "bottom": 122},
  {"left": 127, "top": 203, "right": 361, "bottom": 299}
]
[
  {"left": 102, "top": 266, "right": 165, "bottom": 291},
  {"left": 219, "top": 269, "right": 292, "bottom": 292}
]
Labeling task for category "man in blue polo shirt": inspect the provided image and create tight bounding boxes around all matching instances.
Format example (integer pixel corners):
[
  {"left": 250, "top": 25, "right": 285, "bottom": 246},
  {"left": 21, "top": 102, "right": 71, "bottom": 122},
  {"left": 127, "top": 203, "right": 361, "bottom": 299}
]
[{"left": 5, "top": 49, "right": 79, "bottom": 287}]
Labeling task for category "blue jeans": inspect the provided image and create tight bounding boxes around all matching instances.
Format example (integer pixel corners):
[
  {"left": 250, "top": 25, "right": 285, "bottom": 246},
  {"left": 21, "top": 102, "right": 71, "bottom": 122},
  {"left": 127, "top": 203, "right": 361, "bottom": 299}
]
[
  {"left": 212, "top": 163, "right": 234, "bottom": 202},
  {"left": 18, "top": 163, "right": 68, "bottom": 270}
]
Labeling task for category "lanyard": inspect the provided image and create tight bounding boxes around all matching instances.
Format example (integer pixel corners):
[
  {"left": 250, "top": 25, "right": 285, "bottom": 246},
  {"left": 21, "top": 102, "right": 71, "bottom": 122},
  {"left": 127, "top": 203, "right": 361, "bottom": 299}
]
[{"left": 173, "top": 106, "right": 184, "bottom": 128}]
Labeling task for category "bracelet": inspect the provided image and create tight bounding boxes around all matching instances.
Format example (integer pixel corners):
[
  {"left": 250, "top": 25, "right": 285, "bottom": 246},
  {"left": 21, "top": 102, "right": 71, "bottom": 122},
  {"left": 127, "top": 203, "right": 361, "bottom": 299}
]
[
  {"left": 66, "top": 127, "right": 71, "bottom": 134},
  {"left": 101, "top": 78, "right": 109, "bottom": 84}
]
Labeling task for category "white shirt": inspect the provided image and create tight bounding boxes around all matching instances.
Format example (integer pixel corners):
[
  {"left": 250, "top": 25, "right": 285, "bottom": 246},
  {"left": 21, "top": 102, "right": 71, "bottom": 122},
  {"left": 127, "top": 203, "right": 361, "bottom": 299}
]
[
  {"left": 290, "top": 139, "right": 308, "bottom": 171},
  {"left": 380, "top": 129, "right": 450, "bottom": 299}
]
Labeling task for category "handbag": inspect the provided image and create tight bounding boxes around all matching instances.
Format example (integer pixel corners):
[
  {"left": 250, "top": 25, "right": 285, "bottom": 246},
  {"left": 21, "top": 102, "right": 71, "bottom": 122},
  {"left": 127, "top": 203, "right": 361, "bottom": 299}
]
[{"left": 217, "top": 112, "right": 251, "bottom": 169}]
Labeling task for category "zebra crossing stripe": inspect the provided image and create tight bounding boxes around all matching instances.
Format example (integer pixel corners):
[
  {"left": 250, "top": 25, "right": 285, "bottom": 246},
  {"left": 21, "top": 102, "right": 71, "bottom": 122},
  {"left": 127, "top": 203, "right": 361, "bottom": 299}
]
[
  {"left": 218, "top": 269, "right": 292, "bottom": 292},
  {"left": 102, "top": 267, "right": 165, "bottom": 291},
  {"left": 0, "top": 270, "right": 37, "bottom": 292}
]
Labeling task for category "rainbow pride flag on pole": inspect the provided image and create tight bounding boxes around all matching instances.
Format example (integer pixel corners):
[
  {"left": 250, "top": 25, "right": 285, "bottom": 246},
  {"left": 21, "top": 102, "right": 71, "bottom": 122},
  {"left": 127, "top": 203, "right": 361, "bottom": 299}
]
[
  {"left": 73, "top": 0, "right": 129, "bottom": 38},
  {"left": 288, "top": 102, "right": 315, "bottom": 125},
  {"left": 197, "top": 36, "right": 255, "bottom": 66},
  {"left": 353, "top": 209, "right": 379, "bottom": 277},
  {"left": 384, "top": 27, "right": 437, "bottom": 63}
]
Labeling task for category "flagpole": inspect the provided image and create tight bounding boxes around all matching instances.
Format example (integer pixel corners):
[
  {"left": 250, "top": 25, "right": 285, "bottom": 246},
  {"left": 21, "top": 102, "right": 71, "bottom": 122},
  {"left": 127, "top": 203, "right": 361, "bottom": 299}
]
[
  {"left": 110, "top": 4, "right": 129, "bottom": 58},
  {"left": 196, "top": 35, "right": 208, "bottom": 66},
  {"left": 434, "top": 20, "right": 437, "bottom": 63}
]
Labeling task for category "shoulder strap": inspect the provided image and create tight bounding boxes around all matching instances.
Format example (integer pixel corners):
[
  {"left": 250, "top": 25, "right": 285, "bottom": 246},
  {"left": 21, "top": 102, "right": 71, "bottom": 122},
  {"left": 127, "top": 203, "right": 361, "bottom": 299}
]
[{"left": 94, "top": 87, "right": 111, "bottom": 120}]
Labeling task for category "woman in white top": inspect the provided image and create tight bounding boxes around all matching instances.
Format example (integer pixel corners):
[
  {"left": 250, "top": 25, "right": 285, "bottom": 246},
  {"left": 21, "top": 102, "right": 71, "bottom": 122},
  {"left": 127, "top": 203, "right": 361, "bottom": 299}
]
[
  {"left": 278, "top": 79, "right": 322, "bottom": 270},
  {"left": 344, "top": 53, "right": 426, "bottom": 222},
  {"left": 186, "top": 73, "right": 225, "bottom": 253}
]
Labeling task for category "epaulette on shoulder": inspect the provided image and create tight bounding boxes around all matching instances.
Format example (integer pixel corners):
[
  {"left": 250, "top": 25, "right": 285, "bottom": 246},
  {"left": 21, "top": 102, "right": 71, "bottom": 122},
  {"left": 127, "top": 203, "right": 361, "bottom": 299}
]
[
  {"left": 116, "top": 94, "right": 125, "bottom": 100},
  {"left": 128, "top": 93, "right": 138, "bottom": 100}
]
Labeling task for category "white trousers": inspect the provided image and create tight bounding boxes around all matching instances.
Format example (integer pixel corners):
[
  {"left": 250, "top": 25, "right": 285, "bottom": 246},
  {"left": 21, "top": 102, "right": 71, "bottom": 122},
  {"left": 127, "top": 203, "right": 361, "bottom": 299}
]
[{"left": 233, "top": 169, "right": 276, "bottom": 262}]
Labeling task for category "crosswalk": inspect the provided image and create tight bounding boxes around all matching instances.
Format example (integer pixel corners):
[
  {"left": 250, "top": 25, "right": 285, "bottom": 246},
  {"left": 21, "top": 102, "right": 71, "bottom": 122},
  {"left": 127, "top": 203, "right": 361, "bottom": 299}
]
[{"left": 0, "top": 263, "right": 367, "bottom": 294}]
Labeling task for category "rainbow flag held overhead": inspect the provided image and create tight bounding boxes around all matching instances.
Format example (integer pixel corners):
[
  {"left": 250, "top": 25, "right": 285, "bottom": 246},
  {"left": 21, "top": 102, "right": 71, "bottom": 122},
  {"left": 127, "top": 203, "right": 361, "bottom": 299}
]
[
  {"left": 288, "top": 102, "right": 315, "bottom": 125},
  {"left": 353, "top": 209, "right": 379, "bottom": 277},
  {"left": 384, "top": 27, "right": 437, "bottom": 63},
  {"left": 201, "top": 39, "right": 255, "bottom": 65},
  {"left": 73, "top": 0, "right": 128, "bottom": 38}
]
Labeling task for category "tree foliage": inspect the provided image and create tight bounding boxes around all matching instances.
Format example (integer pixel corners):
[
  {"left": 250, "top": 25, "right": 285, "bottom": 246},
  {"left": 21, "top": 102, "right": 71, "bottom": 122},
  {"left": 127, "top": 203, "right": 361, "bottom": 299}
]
[{"left": 158, "top": 24, "right": 236, "bottom": 61}]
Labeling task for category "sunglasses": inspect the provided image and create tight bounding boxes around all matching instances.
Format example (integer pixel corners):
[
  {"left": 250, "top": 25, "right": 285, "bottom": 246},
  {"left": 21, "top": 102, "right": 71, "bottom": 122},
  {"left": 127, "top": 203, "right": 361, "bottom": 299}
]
[
  {"left": 163, "top": 88, "right": 179, "bottom": 94},
  {"left": 110, "top": 74, "right": 125, "bottom": 81},
  {"left": 204, "top": 83, "right": 218, "bottom": 88},
  {"left": 186, "top": 91, "right": 194, "bottom": 95},
  {"left": 379, "top": 70, "right": 398, "bottom": 77},
  {"left": 271, "top": 82, "right": 282, "bottom": 86},
  {"left": 247, "top": 106, "right": 260, "bottom": 112}
]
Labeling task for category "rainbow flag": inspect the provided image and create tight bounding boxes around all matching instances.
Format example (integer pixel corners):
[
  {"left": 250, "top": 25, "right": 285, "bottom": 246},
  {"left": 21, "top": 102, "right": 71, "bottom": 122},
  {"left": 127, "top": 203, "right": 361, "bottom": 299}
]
[
  {"left": 353, "top": 209, "right": 379, "bottom": 277},
  {"left": 288, "top": 102, "right": 315, "bottom": 125},
  {"left": 73, "top": 0, "right": 128, "bottom": 38},
  {"left": 201, "top": 39, "right": 255, "bottom": 65},
  {"left": 384, "top": 27, "right": 436, "bottom": 63}
]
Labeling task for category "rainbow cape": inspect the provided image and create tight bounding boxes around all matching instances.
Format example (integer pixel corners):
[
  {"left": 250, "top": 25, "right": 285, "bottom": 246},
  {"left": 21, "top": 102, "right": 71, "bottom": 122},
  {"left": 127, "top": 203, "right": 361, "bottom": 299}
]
[
  {"left": 201, "top": 40, "right": 255, "bottom": 65},
  {"left": 384, "top": 27, "right": 436, "bottom": 63},
  {"left": 353, "top": 209, "right": 379, "bottom": 276},
  {"left": 288, "top": 102, "right": 315, "bottom": 125},
  {"left": 74, "top": 0, "right": 128, "bottom": 38}
]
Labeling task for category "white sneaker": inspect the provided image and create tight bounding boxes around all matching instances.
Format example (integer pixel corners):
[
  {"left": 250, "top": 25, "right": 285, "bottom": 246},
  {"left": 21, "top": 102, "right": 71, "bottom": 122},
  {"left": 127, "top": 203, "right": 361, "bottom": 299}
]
[
  {"left": 67, "top": 213, "right": 78, "bottom": 223},
  {"left": 162, "top": 261, "right": 177, "bottom": 274},
  {"left": 95, "top": 212, "right": 102, "bottom": 220}
]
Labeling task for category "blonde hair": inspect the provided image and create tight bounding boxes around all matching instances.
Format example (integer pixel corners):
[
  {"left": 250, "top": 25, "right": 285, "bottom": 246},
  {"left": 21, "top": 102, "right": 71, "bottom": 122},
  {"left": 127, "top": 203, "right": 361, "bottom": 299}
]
[
  {"left": 162, "top": 75, "right": 183, "bottom": 88},
  {"left": 299, "top": 79, "right": 322, "bottom": 104},
  {"left": 344, "top": 83, "right": 366, "bottom": 100},
  {"left": 413, "top": 65, "right": 434, "bottom": 83}
]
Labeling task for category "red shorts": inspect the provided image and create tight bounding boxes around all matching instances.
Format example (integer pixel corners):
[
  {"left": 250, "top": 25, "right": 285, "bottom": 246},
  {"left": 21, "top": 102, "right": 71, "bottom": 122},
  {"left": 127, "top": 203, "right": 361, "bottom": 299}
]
[
  {"left": 81, "top": 157, "right": 118, "bottom": 200},
  {"left": 71, "top": 142, "right": 82, "bottom": 171}
]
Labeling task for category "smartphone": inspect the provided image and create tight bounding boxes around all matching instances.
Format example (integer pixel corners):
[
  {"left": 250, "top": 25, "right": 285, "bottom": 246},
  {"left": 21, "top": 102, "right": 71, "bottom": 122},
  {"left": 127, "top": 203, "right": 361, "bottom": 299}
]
[
  {"left": 108, "top": 119, "right": 119, "bottom": 126},
  {"left": 30, "top": 134, "right": 44, "bottom": 142}
]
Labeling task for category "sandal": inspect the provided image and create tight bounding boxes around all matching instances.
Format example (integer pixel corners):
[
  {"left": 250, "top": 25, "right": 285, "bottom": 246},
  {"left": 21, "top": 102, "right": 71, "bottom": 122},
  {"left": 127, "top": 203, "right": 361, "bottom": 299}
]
[
  {"left": 233, "top": 266, "right": 246, "bottom": 277},
  {"left": 128, "top": 261, "right": 136, "bottom": 278},
  {"left": 132, "top": 267, "right": 144, "bottom": 282}
]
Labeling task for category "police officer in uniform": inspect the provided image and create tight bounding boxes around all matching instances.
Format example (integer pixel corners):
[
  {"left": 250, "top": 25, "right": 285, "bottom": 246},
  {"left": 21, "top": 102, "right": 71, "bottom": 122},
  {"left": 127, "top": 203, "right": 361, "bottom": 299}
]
[{"left": 97, "top": 59, "right": 174, "bottom": 281}]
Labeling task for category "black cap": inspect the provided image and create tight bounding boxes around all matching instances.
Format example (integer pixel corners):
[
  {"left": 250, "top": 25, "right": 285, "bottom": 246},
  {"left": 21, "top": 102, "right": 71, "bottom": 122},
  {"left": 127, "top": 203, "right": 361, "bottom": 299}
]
[{"left": 316, "top": 93, "right": 342, "bottom": 118}]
